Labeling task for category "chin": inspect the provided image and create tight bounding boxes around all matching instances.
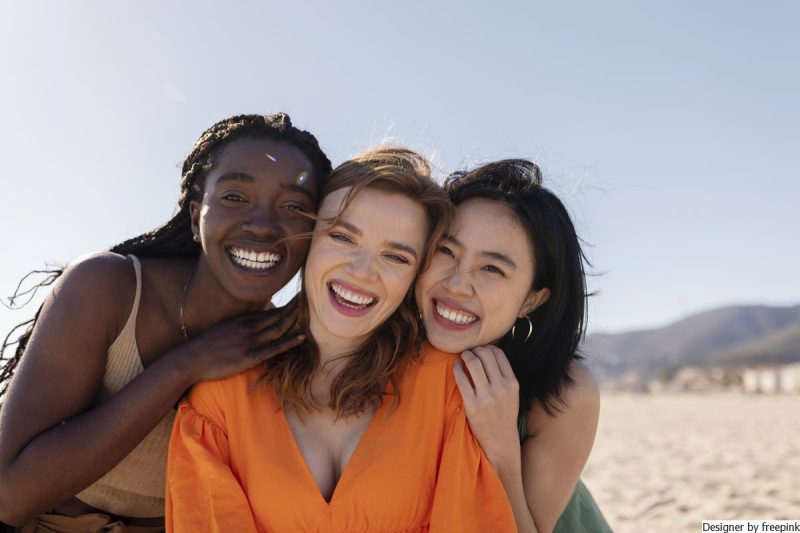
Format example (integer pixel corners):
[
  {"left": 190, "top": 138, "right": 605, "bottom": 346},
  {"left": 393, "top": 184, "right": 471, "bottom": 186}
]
[
  {"left": 427, "top": 330, "right": 471, "bottom": 354},
  {"left": 234, "top": 285, "right": 282, "bottom": 305}
]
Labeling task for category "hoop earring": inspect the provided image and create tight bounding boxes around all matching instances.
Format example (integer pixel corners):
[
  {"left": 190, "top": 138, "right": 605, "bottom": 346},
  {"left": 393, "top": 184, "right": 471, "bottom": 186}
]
[{"left": 511, "top": 317, "right": 533, "bottom": 343}]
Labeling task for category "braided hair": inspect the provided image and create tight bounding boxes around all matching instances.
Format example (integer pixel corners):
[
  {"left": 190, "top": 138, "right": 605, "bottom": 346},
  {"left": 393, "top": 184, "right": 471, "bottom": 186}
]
[{"left": 0, "top": 112, "right": 332, "bottom": 398}]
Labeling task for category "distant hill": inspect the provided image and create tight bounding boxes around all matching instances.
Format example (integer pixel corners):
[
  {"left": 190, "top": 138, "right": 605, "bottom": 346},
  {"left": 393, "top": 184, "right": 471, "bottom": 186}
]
[{"left": 582, "top": 304, "right": 800, "bottom": 381}]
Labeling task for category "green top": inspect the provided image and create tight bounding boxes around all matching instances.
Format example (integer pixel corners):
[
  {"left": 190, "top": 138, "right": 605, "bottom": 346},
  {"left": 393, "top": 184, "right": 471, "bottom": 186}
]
[{"left": 519, "top": 414, "right": 613, "bottom": 532}]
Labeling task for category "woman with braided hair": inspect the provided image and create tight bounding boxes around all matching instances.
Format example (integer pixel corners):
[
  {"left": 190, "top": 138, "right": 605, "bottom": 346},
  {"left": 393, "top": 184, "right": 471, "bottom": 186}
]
[{"left": 0, "top": 113, "right": 331, "bottom": 531}]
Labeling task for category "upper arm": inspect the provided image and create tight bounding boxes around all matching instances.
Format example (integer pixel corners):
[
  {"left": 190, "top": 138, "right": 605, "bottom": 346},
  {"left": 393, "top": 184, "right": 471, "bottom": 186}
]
[
  {"left": 521, "top": 361, "right": 600, "bottom": 533},
  {"left": 166, "top": 386, "right": 257, "bottom": 532},
  {"left": 0, "top": 252, "right": 134, "bottom": 464}
]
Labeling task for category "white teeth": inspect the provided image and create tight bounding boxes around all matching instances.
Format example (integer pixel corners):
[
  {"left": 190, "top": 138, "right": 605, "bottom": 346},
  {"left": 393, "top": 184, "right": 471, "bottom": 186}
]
[
  {"left": 229, "top": 247, "right": 281, "bottom": 270},
  {"left": 436, "top": 302, "right": 478, "bottom": 325},
  {"left": 330, "top": 282, "right": 375, "bottom": 306}
]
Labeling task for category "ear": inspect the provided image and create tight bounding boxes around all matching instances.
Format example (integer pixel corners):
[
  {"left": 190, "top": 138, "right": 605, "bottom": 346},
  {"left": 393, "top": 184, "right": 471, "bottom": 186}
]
[
  {"left": 520, "top": 287, "right": 550, "bottom": 316},
  {"left": 189, "top": 199, "right": 201, "bottom": 239}
]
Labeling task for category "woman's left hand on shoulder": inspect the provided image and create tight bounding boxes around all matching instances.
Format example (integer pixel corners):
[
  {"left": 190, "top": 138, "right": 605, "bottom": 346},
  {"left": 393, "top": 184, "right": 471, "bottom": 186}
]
[{"left": 453, "top": 345, "right": 521, "bottom": 473}]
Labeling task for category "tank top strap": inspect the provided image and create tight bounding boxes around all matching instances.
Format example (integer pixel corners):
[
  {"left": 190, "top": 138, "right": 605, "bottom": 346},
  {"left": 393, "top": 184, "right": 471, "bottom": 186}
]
[
  {"left": 102, "top": 255, "right": 145, "bottom": 377},
  {"left": 126, "top": 254, "right": 143, "bottom": 327}
]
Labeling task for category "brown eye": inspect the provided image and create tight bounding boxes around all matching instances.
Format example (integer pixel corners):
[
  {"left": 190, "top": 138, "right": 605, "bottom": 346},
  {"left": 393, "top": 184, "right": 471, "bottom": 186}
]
[
  {"left": 483, "top": 264, "right": 505, "bottom": 276},
  {"left": 283, "top": 203, "right": 306, "bottom": 212},
  {"left": 437, "top": 245, "right": 455, "bottom": 258},
  {"left": 222, "top": 193, "right": 246, "bottom": 203},
  {"left": 384, "top": 253, "right": 410, "bottom": 265}
]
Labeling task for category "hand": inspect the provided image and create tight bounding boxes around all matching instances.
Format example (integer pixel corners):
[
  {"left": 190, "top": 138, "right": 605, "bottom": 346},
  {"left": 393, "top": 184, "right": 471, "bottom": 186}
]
[
  {"left": 174, "top": 300, "right": 304, "bottom": 384},
  {"left": 454, "top": 345, "right": 522, "bottom": 473}
]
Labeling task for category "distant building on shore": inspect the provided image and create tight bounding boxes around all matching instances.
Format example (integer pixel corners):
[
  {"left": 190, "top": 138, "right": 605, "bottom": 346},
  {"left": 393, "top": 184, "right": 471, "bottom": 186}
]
[
  {"left": 779, "top": 363, "right": 800, "bottom": 393},
  {"left": 603, "top": 363, "right": 800, "bottom": 394}
]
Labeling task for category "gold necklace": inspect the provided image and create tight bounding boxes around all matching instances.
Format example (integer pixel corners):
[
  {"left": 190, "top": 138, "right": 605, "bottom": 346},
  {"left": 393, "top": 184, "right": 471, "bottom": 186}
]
[{"left": 179, "top": 264, "right": 197, "bottom": 342}]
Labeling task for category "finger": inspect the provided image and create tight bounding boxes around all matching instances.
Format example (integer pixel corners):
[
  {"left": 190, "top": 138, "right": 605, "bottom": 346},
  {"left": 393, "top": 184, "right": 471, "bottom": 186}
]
[
  {"left": 453, "top": 360, "right": 477, "bottom": 406},
  {"left": 254, "top": 308, "right": 299, "bottom": 345},
  {"left": 471, "top": 346, "right": 503, "bottom": 386},
  {"left": 461, "top": 351, "right": 490, "bottom": 397},
  {"left": 253, "top": 299, "right": 298, "bottom": 326},
  {"left": 488, "top": 345, "right": 514, "bottom": 379},
  {"left": 253, "top": 334, "right": 306, "bottom": 362},
  {"left": 256, "top": 301, "right": 299, "bottom": 328}
]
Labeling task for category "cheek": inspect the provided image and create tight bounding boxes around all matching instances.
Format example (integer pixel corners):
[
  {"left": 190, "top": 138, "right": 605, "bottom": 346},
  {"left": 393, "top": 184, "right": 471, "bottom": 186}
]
[
  {"left": 303, "top": 242, "right": 341, "bottom": 281},
  {"left": 478, "top": 289, "right": 527, "bottom": 340},
  {"left": 385, "top": 269, "right": 418, "bottom": 302},
  {"left": 197, "top": 204, "right": 214, "bottom": 230},
  {"left": 286, "top": 236, "right": 312, "bottom": 261},
  {"left": 416, "top": 261, "right": 449, "bottom": 294}
]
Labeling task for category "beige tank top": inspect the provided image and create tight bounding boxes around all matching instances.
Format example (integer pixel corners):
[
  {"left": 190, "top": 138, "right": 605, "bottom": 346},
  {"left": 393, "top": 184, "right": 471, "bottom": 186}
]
[{"left": 75, "top": 255, "right": 176, "bottom": 518}]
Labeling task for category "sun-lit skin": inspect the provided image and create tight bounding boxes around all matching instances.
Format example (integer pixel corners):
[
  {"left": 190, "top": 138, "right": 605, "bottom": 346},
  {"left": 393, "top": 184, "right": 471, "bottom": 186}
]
[
  {"left": 0, "top": 132, "right": 326, "bottom": 526},
  {"left": 189, "top": 139, "right": 318, "bottom": 311},
  {"left": 416, "top": 197, "right": 550, "bottom": 354},
  {"left": 304, "top": 187, "right": 428, "bottom": 357}
]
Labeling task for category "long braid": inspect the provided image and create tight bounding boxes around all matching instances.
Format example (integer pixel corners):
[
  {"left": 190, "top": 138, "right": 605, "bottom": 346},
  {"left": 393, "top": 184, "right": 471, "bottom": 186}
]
[{"left": 0, "top": 112, "right": 331, "bottom": 399}]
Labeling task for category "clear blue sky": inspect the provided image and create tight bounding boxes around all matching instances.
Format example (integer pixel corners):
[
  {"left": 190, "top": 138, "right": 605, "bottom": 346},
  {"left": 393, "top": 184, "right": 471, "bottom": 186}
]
[{"left": 1, "top": 0, "right": 798, "bottom": 339}]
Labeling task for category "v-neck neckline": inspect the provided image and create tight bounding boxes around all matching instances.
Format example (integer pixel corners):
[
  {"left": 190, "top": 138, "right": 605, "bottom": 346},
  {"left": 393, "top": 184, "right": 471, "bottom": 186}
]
[{"left": 276, "top": 391, "right": 391, "bottom": 507}]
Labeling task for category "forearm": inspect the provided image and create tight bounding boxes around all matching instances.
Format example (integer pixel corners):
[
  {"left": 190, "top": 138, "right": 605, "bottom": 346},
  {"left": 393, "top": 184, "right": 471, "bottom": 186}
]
[
  {"left": 494, "top": 460, "right": 539, "bottom": 533},
  {"left": 0, "top": 352, "right": 193, "bottom": 523}
]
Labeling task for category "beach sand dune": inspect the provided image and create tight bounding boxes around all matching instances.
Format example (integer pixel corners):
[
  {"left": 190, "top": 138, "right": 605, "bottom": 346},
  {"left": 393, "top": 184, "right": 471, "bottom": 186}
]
[{"left": 582, "top": 394, "right": 800, "bottom": 532}]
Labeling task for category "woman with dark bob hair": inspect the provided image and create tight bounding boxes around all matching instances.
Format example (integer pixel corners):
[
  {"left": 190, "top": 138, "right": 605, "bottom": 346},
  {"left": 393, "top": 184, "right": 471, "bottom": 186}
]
[
  {"left": 415, "top": 159, "right": 611, "bottom": 532},
  {"left": 0, "top": 113, "right": 331, "bottom": 531},
  {"left": 166, "top": 148, "right": 516, "bottom": 532}
]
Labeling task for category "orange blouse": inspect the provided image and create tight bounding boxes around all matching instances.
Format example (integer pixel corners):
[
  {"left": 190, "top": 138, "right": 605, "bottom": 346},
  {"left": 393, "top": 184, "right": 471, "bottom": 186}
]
[{"left": 165, "top": 345, "right": 516, "bottom": 532}]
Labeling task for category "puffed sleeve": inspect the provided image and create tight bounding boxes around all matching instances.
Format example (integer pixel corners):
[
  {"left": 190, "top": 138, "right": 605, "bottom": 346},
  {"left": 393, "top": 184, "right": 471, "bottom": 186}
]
[
  {"left": 429, "top": 362, "right": 518, "bottom": 533},
  {"left": 165, "top": 384, "right": 258, "bottom": 533}
]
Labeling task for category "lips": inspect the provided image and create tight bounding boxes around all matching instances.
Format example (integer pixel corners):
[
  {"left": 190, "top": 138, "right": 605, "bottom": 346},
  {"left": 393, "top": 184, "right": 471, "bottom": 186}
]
[
  {"left": 227, "top": 245, "right": 282, "bottom": 273},
  {"left": 327, "top": 279, "right": 379, "bottom": 316},
  {"left": 432, "top": 298, "right": 479, "bottom": 330}
]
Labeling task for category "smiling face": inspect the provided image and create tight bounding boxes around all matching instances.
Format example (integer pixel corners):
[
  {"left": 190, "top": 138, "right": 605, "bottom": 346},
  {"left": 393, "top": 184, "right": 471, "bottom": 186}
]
[
  {"left": 415, "top": 197, "right": 550, "bottom": 353},
  {"left": 304, "top": 187, "right": 428, "bottom": 353},
  {"left": 190, "top": 138, "right": 318, "bottom": 306}
]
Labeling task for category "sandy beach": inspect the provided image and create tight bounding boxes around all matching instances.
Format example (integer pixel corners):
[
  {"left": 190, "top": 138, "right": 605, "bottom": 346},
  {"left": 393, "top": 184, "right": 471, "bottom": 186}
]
[{"left": 581, "top": 394, "right": 800, "bottom": 532}]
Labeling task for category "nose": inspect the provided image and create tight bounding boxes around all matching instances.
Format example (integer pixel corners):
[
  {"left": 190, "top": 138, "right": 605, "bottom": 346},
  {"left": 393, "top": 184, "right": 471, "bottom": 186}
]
[
  {"left": 242, "top": 208, "right": 281, "bottom": 239},
  {"left": 441, "top": 268, "right": 473, "bottom": 297},
  {"left": 346, "top": 249, "right": 378, "bottom": 281}
]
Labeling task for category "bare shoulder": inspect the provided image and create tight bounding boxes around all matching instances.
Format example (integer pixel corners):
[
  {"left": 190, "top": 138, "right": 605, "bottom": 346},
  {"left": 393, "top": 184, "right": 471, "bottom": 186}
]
[
  {"left": 566, "top": 361, "right": 600, "bottom": 412},
  {"left": 56, "top": 251, "right": 136, "bottom": 298},
  {"left": 40, "top": 252, "right": 137, "bottom": 346},
  {"left": 61, "top": 251, "right": 135, "bottom": 289}
]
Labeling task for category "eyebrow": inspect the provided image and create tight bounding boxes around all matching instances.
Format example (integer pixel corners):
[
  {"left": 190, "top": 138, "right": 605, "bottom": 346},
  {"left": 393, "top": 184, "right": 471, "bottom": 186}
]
[
  {"left": 281, "top": 183, "right": 316, "bottom": 202},
  {"left": 482, "top": 251, "right": 517, "bottom": 269},
  {"left": 217, "top": 172, "right": 254, "bottom": 184},
  {"left": 216, "top": 173, "right": 316, "bottom": 202},
  {"left": 445, "top": 235, "right": 517, "bottom": 269},
  {"left": 336, "top": 219, "right": 419, "bottom": 260}
]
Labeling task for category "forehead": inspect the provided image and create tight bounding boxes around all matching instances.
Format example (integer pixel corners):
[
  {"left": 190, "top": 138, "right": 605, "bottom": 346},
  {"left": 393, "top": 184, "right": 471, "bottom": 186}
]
[
  {"left": 205, "top": 138, "right": 317, "bottom": 193},
  {"left": 453, "top": 197, "right": 534, "bottom": 260},
  {"left": 320, "top": 187, "right": 429, "bottom": 250}
]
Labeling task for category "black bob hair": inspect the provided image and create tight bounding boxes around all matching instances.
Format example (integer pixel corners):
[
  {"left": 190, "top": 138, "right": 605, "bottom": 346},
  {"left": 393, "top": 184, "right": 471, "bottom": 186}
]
[{"left": 445, "top": 159, "right": 589, "bottom": 416}]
